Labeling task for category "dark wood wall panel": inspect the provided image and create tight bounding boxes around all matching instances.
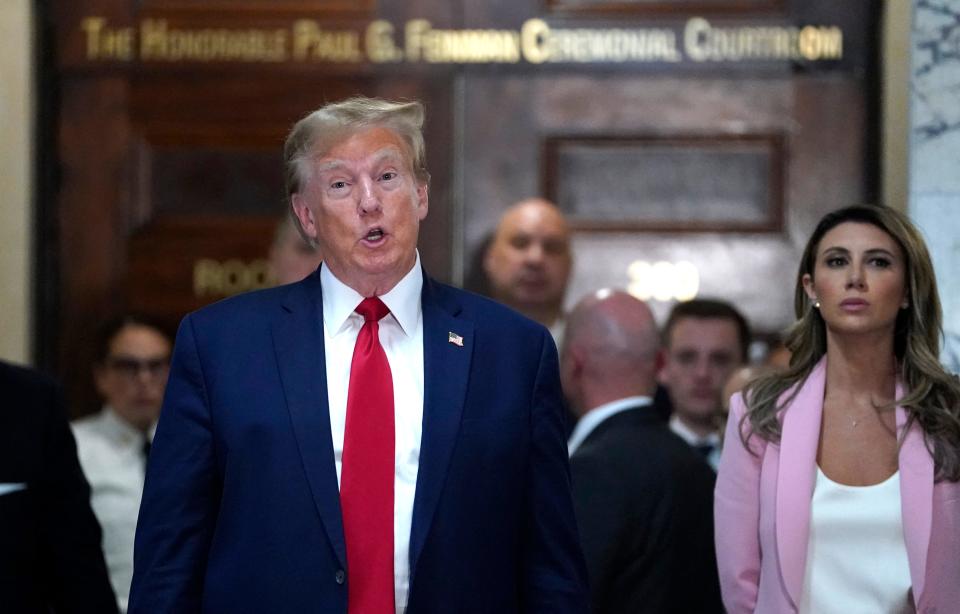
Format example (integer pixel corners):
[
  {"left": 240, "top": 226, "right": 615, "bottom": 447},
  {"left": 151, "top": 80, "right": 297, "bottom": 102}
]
[
  {"left": 57, "top": 76, "right": 135, "bottom": 415},
  {"left": 149, "top": 148, "right": 284, "bottom": 216},
  {"left": 544, "top": 135, "right": 783, "bottom": 231},
  {"left": 44, "top": 0, "right": 876, "bottom": 415},
  {"left": 126, "top": 215, "right": 276, "bottom": 322},
  {"left": 460, "top": 72, "right": 865, "bottom": 329}
]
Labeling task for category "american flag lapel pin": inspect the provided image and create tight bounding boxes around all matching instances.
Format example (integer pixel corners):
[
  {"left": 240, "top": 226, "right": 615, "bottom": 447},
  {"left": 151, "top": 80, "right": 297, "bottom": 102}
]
[{"left": 448, "top": 332, "right": 464, "bottom": 347}]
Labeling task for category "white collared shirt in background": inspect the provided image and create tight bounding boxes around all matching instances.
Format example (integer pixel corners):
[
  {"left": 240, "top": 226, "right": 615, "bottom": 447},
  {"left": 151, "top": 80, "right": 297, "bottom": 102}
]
[
  {"left": 321, "top": 254, "right": 424, "bottom": 614},
  {"left": 567, "top": 396, "right": 652, "bottom": 456},
  {"left": 669, "top": 415, "right": 721, "bottom": 471},
  {"left": 72, "top": 406, "right": 155, "bottom": 613}
]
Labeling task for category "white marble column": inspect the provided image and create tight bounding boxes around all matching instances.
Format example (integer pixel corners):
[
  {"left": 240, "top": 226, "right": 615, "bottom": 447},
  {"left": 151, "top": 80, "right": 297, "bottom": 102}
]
[
  {"left": 0, "top": 0, "right": 33, "bottom": 364},
  {"left": 909, "top": 0, "right": 960, "bottom": 369}
]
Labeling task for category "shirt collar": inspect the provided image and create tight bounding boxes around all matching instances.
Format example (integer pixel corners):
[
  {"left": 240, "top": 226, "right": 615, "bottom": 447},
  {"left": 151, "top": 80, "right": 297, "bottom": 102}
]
[
  {"left": 669, "top": 414, "right": 720, "bottom": 447},
  {"left": 102, "top": 406, "right": 156, "bottom": 443},
  {"left": 321, "top": 251, "right": 423, "bottom": 337},
  {"left": 567, "top": 395, "right": 652, "bottom": 456}
]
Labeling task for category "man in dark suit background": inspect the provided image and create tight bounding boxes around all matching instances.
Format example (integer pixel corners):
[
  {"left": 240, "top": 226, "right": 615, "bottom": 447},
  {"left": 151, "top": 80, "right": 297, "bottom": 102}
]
[
  {"left": 560, "top": 290, "right": 722, "bottom": 614},
  {"left": 0, "top": 360, "right": 118, "bottom": 614},
  {"left": 130, "top": 97, "right": 588, "bottom": 613}
]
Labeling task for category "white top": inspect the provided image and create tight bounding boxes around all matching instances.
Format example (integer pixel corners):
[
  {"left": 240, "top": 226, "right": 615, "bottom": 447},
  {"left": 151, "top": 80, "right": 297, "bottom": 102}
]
[
  {"left": 71, "top": 407, "right": 155, "bottom": 613},
  {"left": 567, "top": 396, "right": 651, "bottom": 456},
  {"left": 668, "top": 415, "right": 721, "bottom": 471},
  {"left": 798, "top": 466, "right": 914, "bottom": 614},
  {"left": 321, "top": 255, "right": 424, "bottom": 614}
]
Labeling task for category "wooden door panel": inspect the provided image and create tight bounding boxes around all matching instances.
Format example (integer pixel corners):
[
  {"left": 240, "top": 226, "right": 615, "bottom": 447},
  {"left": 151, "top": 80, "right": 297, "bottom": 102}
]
[{"left": 460, "top": 73, "right": 866, "bottom": 329}]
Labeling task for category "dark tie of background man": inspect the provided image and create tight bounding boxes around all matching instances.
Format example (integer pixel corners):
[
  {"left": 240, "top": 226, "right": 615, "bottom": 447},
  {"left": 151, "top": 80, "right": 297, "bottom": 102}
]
[
  {"left": 341, "top": 297, "right": 395, "bottom": 613},
  {"left": 142, "top": 435, "right": 151, "bottom": 470}
]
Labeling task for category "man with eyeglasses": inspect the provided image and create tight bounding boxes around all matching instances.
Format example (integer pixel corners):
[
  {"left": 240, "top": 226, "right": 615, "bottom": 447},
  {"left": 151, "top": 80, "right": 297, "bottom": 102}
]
[{"left": 71, "top": 314, "right": 171, "bottom": 613}]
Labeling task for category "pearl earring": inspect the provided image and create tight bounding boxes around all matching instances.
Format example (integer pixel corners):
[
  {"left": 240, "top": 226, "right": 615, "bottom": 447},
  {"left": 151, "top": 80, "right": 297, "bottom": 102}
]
[{"left": 813, "top": 300, "right": 820, "bottom": 309}]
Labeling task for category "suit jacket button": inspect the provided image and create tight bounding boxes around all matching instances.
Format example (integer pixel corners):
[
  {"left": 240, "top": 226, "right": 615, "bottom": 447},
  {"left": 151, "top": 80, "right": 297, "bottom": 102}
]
[{"left": 335, "top": 570, "right": 345, "bottom": 585}]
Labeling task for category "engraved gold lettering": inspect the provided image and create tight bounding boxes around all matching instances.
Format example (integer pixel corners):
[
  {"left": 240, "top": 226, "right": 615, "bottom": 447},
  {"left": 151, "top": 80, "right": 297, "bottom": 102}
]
[
  {"left": 683, "top": 16, "right": 840, "bottom": 62},
  {"left": 684, "top": 17, "right": 710, "bottom": 62},
  {"left": 292, "top": 19, "right": 362, "bottom": 62},
  {"left": 404, "top": 19, "right": 430, "bottom": 62},
  {"left": 799, "top": 26, "right": 843, "bottom": 60},
  {"left": 75, "top": 15, "right": 843, "bottom": 66},
  {"left": 81, "top": 17, "right": 134, "bottom": 61},
  {"left": 82, "top": 17, "right": 106, "bottom": 59},
  {"left": 546, "top": 27, "right": 681, "bottom": 63},
  {"left": 366, "top": 20, "right": 402, "bottom": 63},
  {"left": 142, "top": 18, "right": 288, "bottom": 62},
  {"left": 193, "top": 259, "right": 223, "bottom": 296},
  {"left": 404, "top": 19, "right": 519, "bottom": 63},
  {"left": 521, "top": 18, "right": 550, "bottom": 64},
  {"left": 193, "top": 258, "right": 270, "bottom": 297}
]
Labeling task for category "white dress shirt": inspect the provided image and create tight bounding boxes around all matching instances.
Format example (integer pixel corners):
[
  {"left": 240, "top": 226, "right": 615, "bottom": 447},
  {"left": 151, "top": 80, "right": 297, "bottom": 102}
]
[
  {"left": 321, "top": 255, "right": 424, "bottom": 614},
  {"left": 669, "top": 415, "right": 721, "bottom": 471},
  {"left": 567, "top": 396, "right": 652, "bottom": 456},
  {"left": 71, "top": 407, "right": 155, "bottom": 613}
]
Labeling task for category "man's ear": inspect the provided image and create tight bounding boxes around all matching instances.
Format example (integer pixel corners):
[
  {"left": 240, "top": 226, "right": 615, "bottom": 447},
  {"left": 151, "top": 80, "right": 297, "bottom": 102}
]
[
  {"left": 569, "top": 346, "right": 586, "bottom": 379},
  {"left": 482, "top": 238, "right": 496, "bottom": 276},
  {"left": 415, "top": 182, "right": 429, "bottom": 221},
  {"left": 291, "top": 195, "right": 317, "bottom": 240},
  {"left": 93, "top": 365, "right": 108, "bottom": 397},
  {"left": 655, "top": 348, "right": 669, "bottom": 386}
]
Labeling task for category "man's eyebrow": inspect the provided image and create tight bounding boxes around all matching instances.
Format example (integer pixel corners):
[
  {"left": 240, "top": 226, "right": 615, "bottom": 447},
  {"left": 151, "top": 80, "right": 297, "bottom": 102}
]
[
  {"left": 314, "top": 147, "right": 405, "bottom": 174},
  {"left": 314, "top": 159, "right": 345, "bottom": 174}
]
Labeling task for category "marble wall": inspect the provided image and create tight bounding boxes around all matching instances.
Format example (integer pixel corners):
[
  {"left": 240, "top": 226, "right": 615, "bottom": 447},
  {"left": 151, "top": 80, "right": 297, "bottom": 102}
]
[{"left": 910, "top": 0, "right": 960, "bottom": 348}]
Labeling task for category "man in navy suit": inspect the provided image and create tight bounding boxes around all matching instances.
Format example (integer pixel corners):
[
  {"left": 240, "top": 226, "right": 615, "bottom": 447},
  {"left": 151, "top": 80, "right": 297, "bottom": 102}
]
[{"left": 129, "top": 97, "right": 588, "bottom": 613}]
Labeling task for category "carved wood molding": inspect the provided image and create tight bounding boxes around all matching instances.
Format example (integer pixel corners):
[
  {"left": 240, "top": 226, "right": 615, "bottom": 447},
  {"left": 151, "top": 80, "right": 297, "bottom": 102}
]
[{"left": 542, "top": 132, "right": 786, "bottom": 232}]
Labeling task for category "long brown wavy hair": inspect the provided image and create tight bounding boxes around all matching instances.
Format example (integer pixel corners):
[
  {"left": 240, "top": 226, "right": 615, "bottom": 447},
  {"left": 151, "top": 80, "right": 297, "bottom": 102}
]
[{"left": 742, "top": 205, "right": 960, "bottom": 481}]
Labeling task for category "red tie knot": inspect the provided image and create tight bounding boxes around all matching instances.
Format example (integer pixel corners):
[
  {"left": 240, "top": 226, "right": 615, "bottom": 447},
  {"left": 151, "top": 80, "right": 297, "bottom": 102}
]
[{"left": 356, "top": 296, "right": 390, "bottom": 322}]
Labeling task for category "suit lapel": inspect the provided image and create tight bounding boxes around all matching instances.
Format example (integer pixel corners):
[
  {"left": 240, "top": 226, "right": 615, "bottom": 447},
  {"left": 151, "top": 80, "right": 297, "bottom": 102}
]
[
  {"left": 408, "top": 278, "right": 474, "bottom": 578},
  {"left": 896, "top": 384, "right": 933, "bottom": 606},
  {"left": 776, "top": 359, "right": 826, "bottom": 610},
  {"left": 271, "top": 274, "right": 347, "bottom": 568}
]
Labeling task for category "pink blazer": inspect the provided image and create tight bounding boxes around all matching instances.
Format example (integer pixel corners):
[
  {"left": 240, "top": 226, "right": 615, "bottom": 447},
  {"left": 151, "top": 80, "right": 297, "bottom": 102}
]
[{"left": 715, "top": 359, "right": 960, "bottom": 614}]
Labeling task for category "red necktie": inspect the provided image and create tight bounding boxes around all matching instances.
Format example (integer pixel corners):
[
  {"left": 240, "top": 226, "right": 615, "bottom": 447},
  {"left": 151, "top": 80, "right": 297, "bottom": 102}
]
[{"left": 341, "top": 297, "right": 395, "bottom": 613}]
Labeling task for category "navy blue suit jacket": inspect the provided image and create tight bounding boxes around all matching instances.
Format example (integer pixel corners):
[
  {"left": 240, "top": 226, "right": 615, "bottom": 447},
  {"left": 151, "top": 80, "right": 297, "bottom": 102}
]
[{"left": 129, "top": 270, "right": 588, "bottom": 613}]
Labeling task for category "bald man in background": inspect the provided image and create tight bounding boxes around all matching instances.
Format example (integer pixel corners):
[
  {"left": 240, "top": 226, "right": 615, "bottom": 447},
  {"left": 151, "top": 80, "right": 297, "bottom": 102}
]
[
  {"left": 484, "top": 198, "right": 572, "bottom": 342},
  {"left": 561, "top": 290, "right": 721, "bottom": 614}
]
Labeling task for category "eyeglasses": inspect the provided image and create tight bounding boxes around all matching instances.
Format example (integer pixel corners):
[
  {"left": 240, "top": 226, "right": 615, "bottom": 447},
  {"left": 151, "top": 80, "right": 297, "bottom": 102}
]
[{"left": 105, "top": 356, "right": 170, "bottom": 379}]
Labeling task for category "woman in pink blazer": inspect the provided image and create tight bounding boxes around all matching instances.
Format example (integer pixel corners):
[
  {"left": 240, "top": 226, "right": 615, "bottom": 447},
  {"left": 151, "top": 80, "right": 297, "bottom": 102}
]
[{"left": 715, "top": 205, "right": 960, "bottom": 614}]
